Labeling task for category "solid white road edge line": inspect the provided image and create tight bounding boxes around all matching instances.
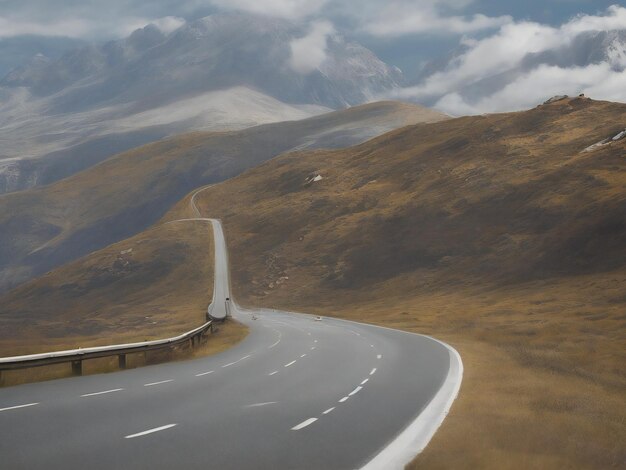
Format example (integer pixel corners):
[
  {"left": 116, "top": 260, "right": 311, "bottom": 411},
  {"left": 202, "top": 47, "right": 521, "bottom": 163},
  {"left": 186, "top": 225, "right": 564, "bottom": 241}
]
[
  {"left": 291, "top": 418, "right": 317, "bottom": 431},
  {"left": 125, "top": 424, "right": 177, "bottom": 439},
  {"left": 0, "top": 402, "right": 39, "bottom": 412},
  {"left": 81, "top": 388, "right": 123, "bottom": 397},
  {"left": 360, "top": 342, "right": 463, "bottom": 470}
]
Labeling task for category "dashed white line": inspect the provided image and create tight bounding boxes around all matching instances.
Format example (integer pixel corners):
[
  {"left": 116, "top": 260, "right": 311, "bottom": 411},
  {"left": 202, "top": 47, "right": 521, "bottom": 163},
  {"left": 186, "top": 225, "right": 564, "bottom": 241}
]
[
  {"left": 339, "top": 397, "right": 349, "bottom": 403},
  {"left": 81, "top": 388, "right": 123, "bottom": 397},
  {"left": 125, "top": 424, "right": 177, "bottom": 439},
  {"left": 284, "top": 360, "right": 296, "bottom": 367},
  {"left": 269, "top": 371, "right": 278, "bottom": 376},
  {"left": 291, "top": 418, "right": 317, "bottom": 430},
  {"left": 349, "top": 386, "right": 363, "bottom": 396},
  {"left": 245, "top": 402, "right": 277, "bottom": 408},
  {"left": 361, "top": 378, "right": 369, "bottom": 385},
  {"left": 222, "top": 355, "right": 251, "bottom": 368},
  {"left": 314, "top": 340, "right": 318, "bottom": 343},
  {"left": 195, "top": 371, "right": 214, "bottom": 377},
  {"left": 0, "top": 403, "right": 39, "bottom": 412},
  {"left": 377, "top": 354, "right": 382, "bottom": 359},
  {"left": 300, "top": 354, "right": 307, "bottom": 358},
  {"left": 310, "top": 346, "right": 316, "bottom": 350},
  {"left": 268, "top": 329, "right": 282, "bottom": 349},
  {"left": 370, "top": 344, "right": 374, "bottom": 348},
  {"left": 370, "top": 368, "right": 377, "bottom": 376},
  {"left": 323, "top": 407, "right": 335, "bottom": 415},
  {"left": 144, "top": 380, "right": 173, "bottom": 387}
]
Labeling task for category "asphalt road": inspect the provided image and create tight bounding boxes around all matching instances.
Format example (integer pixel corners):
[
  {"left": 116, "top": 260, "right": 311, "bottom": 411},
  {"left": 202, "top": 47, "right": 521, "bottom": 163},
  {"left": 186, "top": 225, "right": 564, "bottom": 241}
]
[{"left": 0, "top": 216, "right": 462, "bottom": 470}]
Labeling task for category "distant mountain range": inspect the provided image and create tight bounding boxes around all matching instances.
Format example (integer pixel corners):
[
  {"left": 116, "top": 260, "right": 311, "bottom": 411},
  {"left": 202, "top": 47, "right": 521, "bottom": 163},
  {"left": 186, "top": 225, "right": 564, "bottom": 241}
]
[{"left": 0, "top": 12, "right": 403, "bottom": 194}]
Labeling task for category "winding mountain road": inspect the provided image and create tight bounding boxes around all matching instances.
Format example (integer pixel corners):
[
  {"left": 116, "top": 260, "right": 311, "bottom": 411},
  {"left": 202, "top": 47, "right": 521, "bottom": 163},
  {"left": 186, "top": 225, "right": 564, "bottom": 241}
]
[{"left": 0, "top": 195, "right": 462, "bottom": 469}]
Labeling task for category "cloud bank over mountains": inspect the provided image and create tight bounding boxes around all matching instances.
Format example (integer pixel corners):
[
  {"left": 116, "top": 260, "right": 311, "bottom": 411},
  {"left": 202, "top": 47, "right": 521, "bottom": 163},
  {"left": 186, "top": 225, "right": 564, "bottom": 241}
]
[
  {"left": 393, "top": 5, "right": 626, "bottom": 114},
  {"left": 1, "top": 1, "right": 625, "bottom": 115}
]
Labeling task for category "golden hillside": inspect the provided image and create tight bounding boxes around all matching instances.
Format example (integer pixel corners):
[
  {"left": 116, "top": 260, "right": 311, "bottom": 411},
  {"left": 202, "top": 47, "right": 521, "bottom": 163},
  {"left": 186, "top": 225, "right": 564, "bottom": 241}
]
[{"left": 1, "top": 97, "right": 624, "bottom": 467}]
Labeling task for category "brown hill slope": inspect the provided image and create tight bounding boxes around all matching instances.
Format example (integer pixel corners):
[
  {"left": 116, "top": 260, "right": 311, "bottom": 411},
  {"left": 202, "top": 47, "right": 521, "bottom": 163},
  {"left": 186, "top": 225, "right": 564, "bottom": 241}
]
[
  {"left": 1, "top": 97, "right": 624, "bottom": 466},
  {"left": 0, "top": 101, "right": 446, "bottom": 294},
  {"left": 181, "top": 97, "right": 625, "bottom": 468}
]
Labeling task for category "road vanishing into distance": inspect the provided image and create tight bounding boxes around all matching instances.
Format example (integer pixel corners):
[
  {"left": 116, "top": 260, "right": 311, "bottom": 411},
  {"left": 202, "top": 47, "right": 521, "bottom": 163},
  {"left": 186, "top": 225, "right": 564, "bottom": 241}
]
[{"left": 0, "top": 195, "right": 462, "bottom": 469}]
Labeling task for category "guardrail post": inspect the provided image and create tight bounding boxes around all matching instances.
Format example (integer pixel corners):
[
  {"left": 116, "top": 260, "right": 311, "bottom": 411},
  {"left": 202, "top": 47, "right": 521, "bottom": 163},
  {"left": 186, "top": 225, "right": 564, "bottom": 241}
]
[
  {"left": 118, "top": 354, "right": 127, "bottom": 370},
  {"left": 71, "top": 360, "right": 82, "bottom": 376}
]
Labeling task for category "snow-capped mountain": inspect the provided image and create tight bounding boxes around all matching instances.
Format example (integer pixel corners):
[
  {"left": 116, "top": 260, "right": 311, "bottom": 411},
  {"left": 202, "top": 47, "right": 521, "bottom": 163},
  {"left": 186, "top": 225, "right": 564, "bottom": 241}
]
[{"left": 0, "top": 13, "right": 403, "bottom": 194}]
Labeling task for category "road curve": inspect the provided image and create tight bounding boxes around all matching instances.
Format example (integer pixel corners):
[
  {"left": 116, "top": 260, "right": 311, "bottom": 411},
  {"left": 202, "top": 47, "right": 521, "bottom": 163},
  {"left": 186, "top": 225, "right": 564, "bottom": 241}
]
[{"left": 0, "top": 216, "right": 462, "bottom": 469}]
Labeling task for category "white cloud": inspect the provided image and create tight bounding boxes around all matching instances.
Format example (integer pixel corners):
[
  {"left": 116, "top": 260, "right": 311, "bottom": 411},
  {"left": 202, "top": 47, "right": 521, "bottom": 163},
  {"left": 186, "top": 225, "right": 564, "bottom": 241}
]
[
  {"left": 364, "top": 8, "right": 511, "bottom": 36},
  {"left": 435, "top": 64, "right": 626, "bottom": 115},
  {"left": 0, "top": 15, "right": 185, "bottom": 39},
  {"left": 392, "top": 5, "right": 626, "bottom": 115},
  {"left": 288, "top": 20, "right": 335, "bottom": 74},
  {"left": 0, "top": 16, "right": 92, "bottom": 38},
  {"left": 337, "top": 0, "right": 510, "bottom": 37},
  {"left": 209, "top": 0, "right": 329, "bottom": 20},
  {"left": 149, "top": 16, "right": 186, "bottom": 34}
]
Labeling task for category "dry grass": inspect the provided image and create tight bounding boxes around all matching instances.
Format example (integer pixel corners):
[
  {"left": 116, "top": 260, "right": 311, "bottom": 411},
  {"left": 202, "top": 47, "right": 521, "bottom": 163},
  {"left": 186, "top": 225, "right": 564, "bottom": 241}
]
[{"left": 187, "top": 98, "right": 626, "bottom": 468}]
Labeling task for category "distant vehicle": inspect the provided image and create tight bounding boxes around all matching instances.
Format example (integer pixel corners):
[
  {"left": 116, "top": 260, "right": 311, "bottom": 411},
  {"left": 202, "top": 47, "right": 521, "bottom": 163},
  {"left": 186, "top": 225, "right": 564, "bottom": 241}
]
[{"left": 315, "top": 316, "right": 322, "bottom": 321}]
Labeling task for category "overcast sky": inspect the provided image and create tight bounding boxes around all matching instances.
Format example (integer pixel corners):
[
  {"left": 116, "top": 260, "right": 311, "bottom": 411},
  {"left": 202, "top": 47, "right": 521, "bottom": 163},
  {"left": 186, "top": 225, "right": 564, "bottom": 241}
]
[{"left": 1, "top": 0, "right": 624, "bottom": 113}]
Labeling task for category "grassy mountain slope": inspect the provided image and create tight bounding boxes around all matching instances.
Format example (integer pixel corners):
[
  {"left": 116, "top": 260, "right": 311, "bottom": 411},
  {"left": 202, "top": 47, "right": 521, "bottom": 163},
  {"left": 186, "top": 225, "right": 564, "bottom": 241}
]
[
  {"left": 181, "top": 97, "right": 625, "bottom": 468},
  {"left": 0, "top": 101, "right": 446, "bottom": 293},
  {"left": 1, "top": 97, "right": 623, "bottom": 466}
]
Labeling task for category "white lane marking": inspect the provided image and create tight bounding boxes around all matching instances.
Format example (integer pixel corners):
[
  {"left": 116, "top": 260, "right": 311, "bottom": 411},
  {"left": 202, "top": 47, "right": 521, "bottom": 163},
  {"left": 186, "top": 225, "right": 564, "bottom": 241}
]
[
  {"left": 195, "top": 371, "right": 214, "bottom": 377},
  {"left": 339, "top": 397, "right": 349, "bottom": 403},
  {"left": 377, "top": 354, "right": 382, "bottom": 359},
  {"left": 284, "top": 360, "right": 296, "bottom": 367},
  {"left": 314, "top": 340, "right": 318, "bottom": 343},
  {"left": 349, "top": 386, "right": 363, "bottom": 396},
  {"left": 144, "top": 379, "right": 173, "bottom": 387},
  {"left": 310, "top": 346, "right": 316, "bottom": 350},
  {"left": 269, "top": 371, "right": 279, "bottom": 376},
  {"left": 268, "top": 329, "right": 282, "bottom": 349},
  {"left": 323, "top": 407, "right": 335, "bottom": 415},
  {"left": 361, "top": 378, "right": 369, "bottom": 385},
  {"left": 125, "top": 424, "right": 177, "bottom": 439},
  {"left": 81, "top": 388, "right": 123, "bottom": 397},
  {"left": 245, "top": 402, "right": 277, "bottom": 408},
  {"left": 300, "top": 354, "right": 307, "bottom": 358},
  {"left": 222, "top": 355, "right": 251, "bottom": 368},
  {"left": 370, "top": 368, "right": 377, "bottom": 376},
  {"left": 291, "top": 418, "right": 317, "bottom": 431},
  {"left": 307, "top": 332, "right": 311, "bottom": 336},
  {"left": 0, "top": 402, "right": 39, "bottom": 412}
]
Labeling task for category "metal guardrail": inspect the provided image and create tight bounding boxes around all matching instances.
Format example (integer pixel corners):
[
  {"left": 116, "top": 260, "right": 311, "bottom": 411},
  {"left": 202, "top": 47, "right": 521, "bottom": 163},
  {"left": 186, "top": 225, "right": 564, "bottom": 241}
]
[{"left": 0, "top": 320, "right": 213, "bottom": 379}]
